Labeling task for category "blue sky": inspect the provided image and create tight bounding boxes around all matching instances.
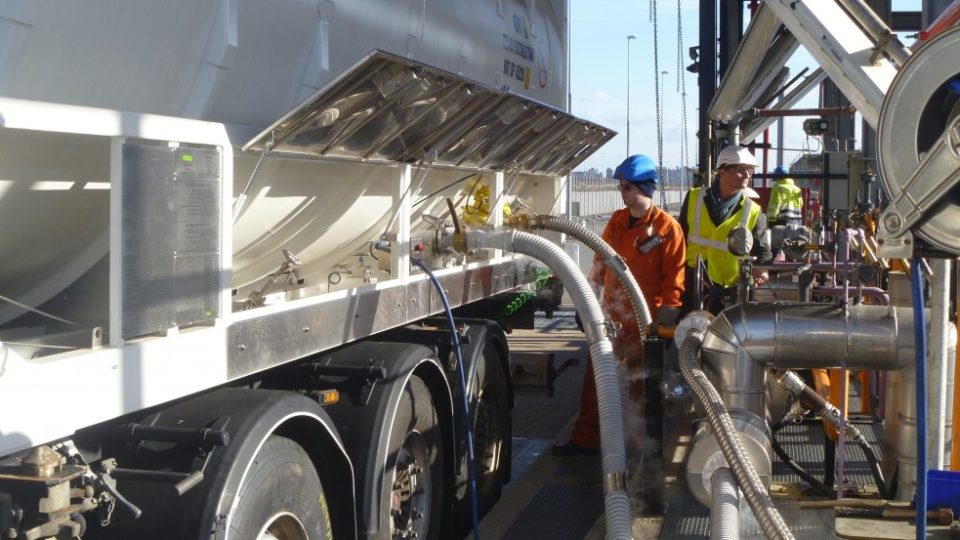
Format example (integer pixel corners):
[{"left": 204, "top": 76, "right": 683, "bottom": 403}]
[
  {"left": 570, "top": 0, "right": 921, "bottom": 174},
  {"left": 571, "top": 0, "right": 701, "bottom": 172}
]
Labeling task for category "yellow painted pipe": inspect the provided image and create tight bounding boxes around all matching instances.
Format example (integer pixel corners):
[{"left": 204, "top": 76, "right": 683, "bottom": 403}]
[
  {"left": 858, "top": 370, "right": 872, "bottom": 415},
  {"left": 811, "top": 369, "right": 841, "bottom": 441},
  {"left": 829, "top": 369, "right": 850, "bottom": 442}
]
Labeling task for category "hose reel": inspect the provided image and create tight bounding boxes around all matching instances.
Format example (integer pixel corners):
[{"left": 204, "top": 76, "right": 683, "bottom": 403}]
[{"left": 877, "top": 26, "right": 960, "bottom": 257}]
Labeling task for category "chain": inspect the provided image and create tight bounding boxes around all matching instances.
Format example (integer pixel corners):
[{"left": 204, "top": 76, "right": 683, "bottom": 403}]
[
  {"left": 652, "top": 0, "right": 666, "bottom": 209},
  {"left": 676, "top": 0, "right": 682, "bottom": 94},
  {"left": 678, "top": 0, "right": 689, "bottom": 174}
]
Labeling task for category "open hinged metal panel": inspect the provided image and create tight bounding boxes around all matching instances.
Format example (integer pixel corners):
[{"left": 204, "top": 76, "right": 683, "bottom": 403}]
[{"left": 244, "top": 50, "right": 614, "bottom": 175}]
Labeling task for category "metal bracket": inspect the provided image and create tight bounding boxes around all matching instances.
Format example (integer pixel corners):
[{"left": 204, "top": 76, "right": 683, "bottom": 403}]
[{"left": 311, "top": 363, "right": 387, "bottom": 406}]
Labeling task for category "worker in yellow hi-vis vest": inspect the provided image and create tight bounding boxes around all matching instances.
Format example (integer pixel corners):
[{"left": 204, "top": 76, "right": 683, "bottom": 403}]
[
  {"left": 767, "top": 165, "right": 803, "bottom": 226},
  {"left": 679, "top": 145, "right": 772, "bottom": 314}
]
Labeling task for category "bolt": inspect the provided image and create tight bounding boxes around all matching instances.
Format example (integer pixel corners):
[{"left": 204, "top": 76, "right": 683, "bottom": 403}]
[{"left": 883, "top": 212, "right": 902, "bottom": 233}]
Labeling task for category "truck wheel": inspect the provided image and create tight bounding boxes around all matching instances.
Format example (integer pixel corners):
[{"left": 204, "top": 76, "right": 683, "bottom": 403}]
[
  {"left": 471, "top": 349, "right": 510, "bottom": 514},
  {"left": 385, "top": 377, "right": 443, "bottom": 540},
  {"left": 230, "top": 435, "right": 332, "bottom": 540}
]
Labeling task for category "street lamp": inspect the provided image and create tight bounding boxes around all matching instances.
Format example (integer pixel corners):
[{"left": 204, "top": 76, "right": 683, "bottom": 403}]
[
  {"left": 626, "top": 35, "right": 636, "bottom": 156},
  {"left": 659, "top": 70, "right": 669, "bottom": 124},
  {"left": 659, "top": 70, "right": 668, "bottom": 187}
]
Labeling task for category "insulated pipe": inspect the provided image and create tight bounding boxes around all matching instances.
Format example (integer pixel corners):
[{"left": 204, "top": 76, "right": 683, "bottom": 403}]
[
  {"left": 680, "top": 329, "right": 795, "bottom": 540},
  {"left": 888, "top": 363, "right": 919, "bottom": 499},
  {"left": 954, "top": 267, "right": 960, "bottom": 471},
  {"left": 465, "top": 228, "right": 632, "bottom": 539},
  {"left": 526, "top": 214, "right": 653, "bottom": 329},
  {"left": 710, "top": 467, "right": 740, "bottom": 540},
  {"left": 700, "top": 303, "right": 918, "bottom": 419},
  {"left": 928, "top": 259, "right": 950, "bottom": 469}
]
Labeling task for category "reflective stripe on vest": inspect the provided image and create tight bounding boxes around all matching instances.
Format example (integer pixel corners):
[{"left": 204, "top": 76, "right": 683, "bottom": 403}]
[{"left": 768, "top": 182, "right": 803, "bottom": 221}]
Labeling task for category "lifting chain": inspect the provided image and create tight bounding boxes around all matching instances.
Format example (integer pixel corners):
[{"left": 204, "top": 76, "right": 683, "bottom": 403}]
[
  {"left": 651, "top": 0, "right": 666, "bottom": 209},
  {"left": 677, "top": 0, "right": 690, "bottom": 176}
]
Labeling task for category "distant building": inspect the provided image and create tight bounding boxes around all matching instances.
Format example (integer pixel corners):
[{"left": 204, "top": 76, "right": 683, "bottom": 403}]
[{"left": 571, "top": 165, "right": 693, "bottom": 192}]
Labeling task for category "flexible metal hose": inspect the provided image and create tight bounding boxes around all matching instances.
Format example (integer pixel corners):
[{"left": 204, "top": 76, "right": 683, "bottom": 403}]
[
  {"left": 680, "top": 330, "right": 794, "bottom": 540},
  {"left": 480, "top": 229, "right": 632, "bottom": 539},
  {"left": 710, "top": 467, "right": 740, "bottom": 540},
  {"left": 530, "top": 215, "right": 653, "bottom": 330},
  {"left": 772, "top": 370, "right": 887, "bottom": 496}
]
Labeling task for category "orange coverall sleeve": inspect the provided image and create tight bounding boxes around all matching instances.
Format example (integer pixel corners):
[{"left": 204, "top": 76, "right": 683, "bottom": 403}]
[{"left": 657, "top": 217, "right": 686, "bottom": 309}]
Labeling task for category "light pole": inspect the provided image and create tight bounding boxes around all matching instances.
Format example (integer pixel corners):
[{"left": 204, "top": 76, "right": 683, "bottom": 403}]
[
  {"left": 659, "top": 70, "right": 668, "bottom": 188},
  {"left": 659, "top": 70, "right": 669, "bottom": 125},
  {"left": 626, "top": 35, "right": 636, "bottom": 156}
]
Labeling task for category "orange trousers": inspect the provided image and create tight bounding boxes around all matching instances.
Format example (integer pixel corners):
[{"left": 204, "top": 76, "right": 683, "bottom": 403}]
[{"left": 569, "top": 340, "right": 646, "bottom": 449}]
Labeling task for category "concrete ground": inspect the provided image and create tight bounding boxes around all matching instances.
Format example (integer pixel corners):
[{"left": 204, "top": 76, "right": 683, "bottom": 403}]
[{"left": 474, "top": 306, "right": 678, "bottom": 540}]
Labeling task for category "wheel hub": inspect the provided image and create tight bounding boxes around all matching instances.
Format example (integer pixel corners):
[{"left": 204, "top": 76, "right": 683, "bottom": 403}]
[
  {"left": 257, "top": 512, "right": 308, "bottom": 540},
  {"left": 391, "top": 432, "right": 429, "bottom": 539}
]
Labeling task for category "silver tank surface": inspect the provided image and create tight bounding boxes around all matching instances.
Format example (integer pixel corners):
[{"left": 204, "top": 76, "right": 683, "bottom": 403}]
[
  {"left": 0, "top": 0, "right": 568, "bottom": 125},
  {"left": 0, "top": 1, "right": 574, "bottom": 324}
]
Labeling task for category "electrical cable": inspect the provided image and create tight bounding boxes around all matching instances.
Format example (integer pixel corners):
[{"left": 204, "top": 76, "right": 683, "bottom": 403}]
[
  {"left": 771, "top": 421, "right": 835, "bottom": 497},
  {"left": 410, "top": 258, "right": 480, "bottom": 540},
  {"left": 910, "top": 257, "right": 928, "bottom": 540}
]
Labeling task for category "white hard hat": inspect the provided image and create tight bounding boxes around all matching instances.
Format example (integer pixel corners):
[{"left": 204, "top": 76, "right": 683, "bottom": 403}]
[{"left": 716, "top": 145, "right": 757, "bottom": 168}]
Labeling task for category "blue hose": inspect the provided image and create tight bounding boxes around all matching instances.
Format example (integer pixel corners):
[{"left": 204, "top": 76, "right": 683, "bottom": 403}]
[
  {"left": 909, "top": 258, "right": 927, "bottom": 540},
  {"left": 411, "top": 258, "right": 481, "bottom": 540}
]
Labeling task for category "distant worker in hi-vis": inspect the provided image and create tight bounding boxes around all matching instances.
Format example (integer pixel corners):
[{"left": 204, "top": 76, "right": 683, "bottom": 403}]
[
  {"left": 679, "top": 145, "right": 772, "bottom": 314},
  {"left": 767, "top": 165, "right": 803, "bottom": 226},
  {"left": 552, "top": 154, "right": 685, "bottom": 457}
]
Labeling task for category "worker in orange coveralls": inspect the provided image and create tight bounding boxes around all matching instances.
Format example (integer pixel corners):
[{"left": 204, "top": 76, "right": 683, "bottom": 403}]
[{"left": 552, "top": 154, "right": 685, "bottom": 456}]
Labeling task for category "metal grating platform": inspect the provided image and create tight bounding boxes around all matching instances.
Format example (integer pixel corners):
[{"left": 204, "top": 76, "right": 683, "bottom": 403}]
[
  {"left": 502, "top": 482, "right": 605, "bottom": 540},
  {"left": 659, "top": 417, "right": 887, "bottom": 539}
]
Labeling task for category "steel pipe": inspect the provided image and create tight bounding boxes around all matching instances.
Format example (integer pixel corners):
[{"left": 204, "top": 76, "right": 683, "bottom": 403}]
[
  {"left": 836, "top": 0, "right": 911, "bottom": 66},
  {"left": 680, "top": 329, "right": 795, "bottom": 540},
  {"left": 700, "top": 303, "right": 919, "bottom": 417},
  {"left": 751, "top": 106, "right": 856, "bottom": 117}
]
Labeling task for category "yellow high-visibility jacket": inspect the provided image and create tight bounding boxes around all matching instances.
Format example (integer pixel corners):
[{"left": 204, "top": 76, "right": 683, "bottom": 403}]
[
  {"left": 685, "top": 187, "right": 760, "bottom": 286},
  {"left": 767, "top": 178, "right": 803, "bottom": 222}
]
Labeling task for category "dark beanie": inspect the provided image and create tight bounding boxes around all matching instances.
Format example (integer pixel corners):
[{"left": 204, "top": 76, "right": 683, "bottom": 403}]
[{"left": 634, "top": 180, "right": 656, "bottom": 198}]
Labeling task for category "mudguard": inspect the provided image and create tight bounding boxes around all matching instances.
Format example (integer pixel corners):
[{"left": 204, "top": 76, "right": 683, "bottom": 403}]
[
  {"left": 376, "top": 320, "right": 514, "bottom": 496},
  {"left": 316, "top": 341, "right": 452, "bottom": 539},
  {"left": 96, "top": 388, "right": 356, "bottom": 540}
]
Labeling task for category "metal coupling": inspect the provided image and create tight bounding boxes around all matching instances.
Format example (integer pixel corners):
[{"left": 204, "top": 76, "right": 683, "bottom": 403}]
[
  {"left": 603, "top": 471, "right": 627, "bottom": 494},
  {"left": 607, "top": 255, "right": 629, "bottom": 274},
  {"left": 775, "top": 369, "right": 807, "bottom": 397}
]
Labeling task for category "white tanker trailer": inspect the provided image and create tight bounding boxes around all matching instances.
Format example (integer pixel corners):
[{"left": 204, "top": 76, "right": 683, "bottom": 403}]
[{"left": 0, "top": 2, "right": 614, "bottom": 539}]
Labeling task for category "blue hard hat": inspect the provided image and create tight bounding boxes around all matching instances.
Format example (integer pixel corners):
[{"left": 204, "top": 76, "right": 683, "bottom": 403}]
[
  {"left": 773, "top": 165, "right": 788, "bottom": 176},
  {"left": 614, "top": 154, "right": 659, "bottom": 184}
]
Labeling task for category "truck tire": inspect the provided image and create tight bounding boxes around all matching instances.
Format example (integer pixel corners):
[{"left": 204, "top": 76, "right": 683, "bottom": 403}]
[
  {"left": 384, "top": 376, "right": 444, "bottom": 540},
  {"left": 229, "top": 435, "right": 332, "bottom": 540},
  {"left": 470, "top": 348, "right": 510, "bottom": 515}
]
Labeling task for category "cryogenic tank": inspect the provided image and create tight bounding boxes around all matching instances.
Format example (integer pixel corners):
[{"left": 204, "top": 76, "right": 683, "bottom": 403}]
[
  {"left": 0, "top": 1, "right": 614, "bottom": 327},
  {"left": 0, "top": 0, "right": 568, "bottom": 123}
]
